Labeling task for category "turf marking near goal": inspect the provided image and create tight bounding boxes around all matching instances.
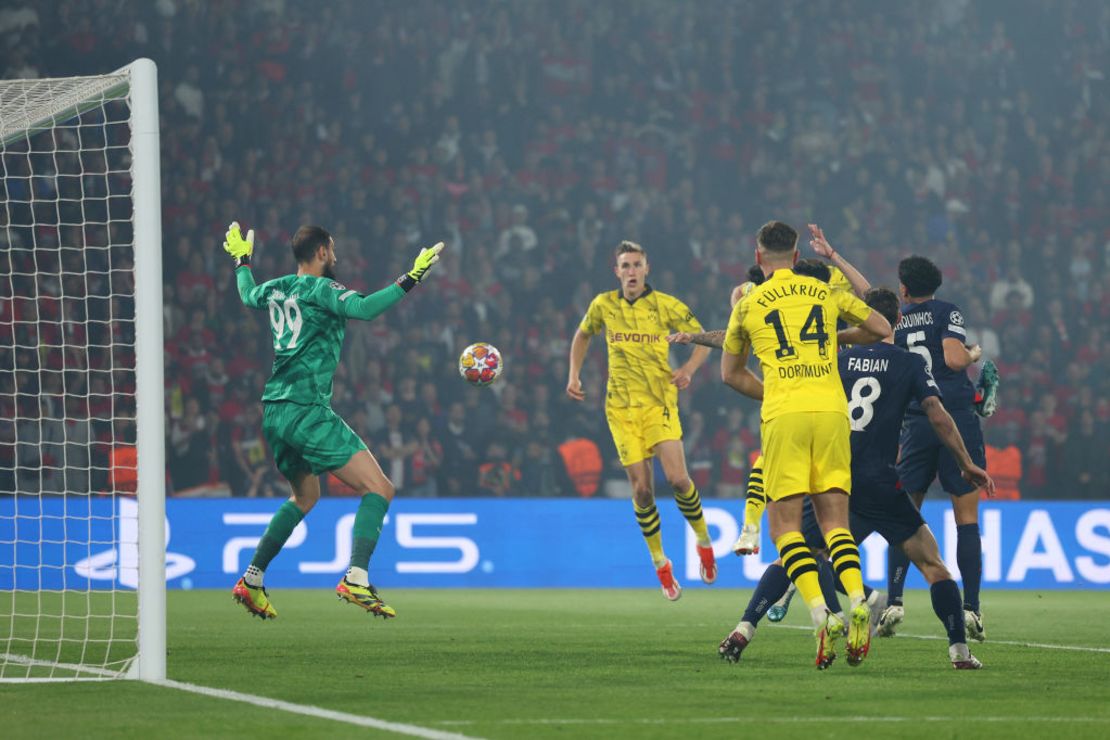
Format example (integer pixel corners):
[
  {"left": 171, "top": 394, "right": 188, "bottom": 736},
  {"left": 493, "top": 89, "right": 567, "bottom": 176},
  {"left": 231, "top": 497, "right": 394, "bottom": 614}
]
[{"left": 157, "top": 679, "right": 483, "bottom": 740}]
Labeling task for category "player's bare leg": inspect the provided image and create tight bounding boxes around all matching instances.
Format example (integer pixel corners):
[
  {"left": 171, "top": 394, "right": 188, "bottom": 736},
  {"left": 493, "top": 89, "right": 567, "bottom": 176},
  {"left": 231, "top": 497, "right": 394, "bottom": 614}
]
[
  {"left": 233, "top": 471, "right": 320, "bottom": 620},
  {"left": 332, "top": 450, "right": 397, "bottom": 618},
  {"left": 812, "top": 491, "right": 871, "bottom": 666},
  {"left": 656, "top": 439, "right": 716, "bottom": 584}
]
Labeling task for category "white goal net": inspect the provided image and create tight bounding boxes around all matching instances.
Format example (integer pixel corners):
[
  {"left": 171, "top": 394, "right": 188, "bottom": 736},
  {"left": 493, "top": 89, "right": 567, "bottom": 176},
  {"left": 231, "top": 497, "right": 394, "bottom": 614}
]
[{"left": 0, "top": 61, "right": 165, "bottom": 681}]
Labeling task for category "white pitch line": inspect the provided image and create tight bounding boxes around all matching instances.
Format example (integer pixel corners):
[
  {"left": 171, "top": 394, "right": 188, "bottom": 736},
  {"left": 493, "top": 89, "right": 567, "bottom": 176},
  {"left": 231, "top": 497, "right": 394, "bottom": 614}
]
[
  {"left": 434, "top": 716, "right": 1110, "bottom": 727},
  {"left": 774, "top": 624, "right": 1110, "bottom": 653},
  {"left": 157, "top": 679, "right": 483, "bottom": 740},
  {"left": 0, "top": 652, "right": 125, "bottom": 681}
]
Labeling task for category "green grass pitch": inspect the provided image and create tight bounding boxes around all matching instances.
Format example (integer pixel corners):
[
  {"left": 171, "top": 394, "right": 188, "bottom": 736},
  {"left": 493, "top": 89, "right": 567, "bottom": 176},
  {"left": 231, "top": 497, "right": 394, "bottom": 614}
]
[{"left": 3, "top": 589, "right": 1109, "bottom": 739}]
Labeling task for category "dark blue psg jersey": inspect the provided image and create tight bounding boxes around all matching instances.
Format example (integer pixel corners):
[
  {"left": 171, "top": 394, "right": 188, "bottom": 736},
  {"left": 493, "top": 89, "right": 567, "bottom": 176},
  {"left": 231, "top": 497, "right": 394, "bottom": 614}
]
[
  {"left": 839, "top": 342, "right": 940, "bottom": 488},
  {"left": 893, "top": 299, "right": 975, "bottom": 413}
]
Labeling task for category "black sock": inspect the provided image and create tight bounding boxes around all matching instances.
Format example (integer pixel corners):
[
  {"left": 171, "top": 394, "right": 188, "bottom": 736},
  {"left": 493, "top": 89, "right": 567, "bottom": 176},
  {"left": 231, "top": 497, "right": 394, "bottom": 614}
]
[
  {"left": 741, "top": 563, "right": 791, "bottom": 626},
  {"left": 887, "top": 546, "right": 911, "bottom": 606},
  {"left": 816, "top": 557, "right": 843, "bottom": 613},
  {"left": 930, "top": 579, "right": 967, "bottom": 645},
  {"left": 956, "top": 523, "right": 982, "bottom": 612}
]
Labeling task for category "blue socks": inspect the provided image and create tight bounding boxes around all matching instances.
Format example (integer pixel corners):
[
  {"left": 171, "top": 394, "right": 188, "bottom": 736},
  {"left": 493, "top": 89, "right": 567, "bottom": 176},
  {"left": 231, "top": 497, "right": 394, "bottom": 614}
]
[
  {"left": 816, "top": 557, "right": 843, "bottom": 614},
  {"left": 887, "top": 546, "right": 910, "bottom": 606},
  {"left": 930, "top": 579, "right": 966, "bottom": 645},
  {"left": 956, "top": 523, "right": 982, "bottom": 612},
  {"left": 741, "top": 563, "right": 792, "bottom": 626}
]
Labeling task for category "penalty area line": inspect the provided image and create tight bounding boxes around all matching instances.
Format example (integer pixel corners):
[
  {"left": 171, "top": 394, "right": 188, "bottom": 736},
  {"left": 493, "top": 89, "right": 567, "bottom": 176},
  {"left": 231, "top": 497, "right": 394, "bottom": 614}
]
[
  {"left": 775, "top": 624, "right": 1110, "bottom": 653},
  {"left": 157, "top": 679, "right": 483, "bottom": 740}
]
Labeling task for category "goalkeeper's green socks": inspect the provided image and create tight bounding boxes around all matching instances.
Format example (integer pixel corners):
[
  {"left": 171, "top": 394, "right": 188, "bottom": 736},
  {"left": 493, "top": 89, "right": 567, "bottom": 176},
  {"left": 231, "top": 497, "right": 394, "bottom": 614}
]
[
  {"left": 346, "top": 493, "right": 390, "bottom": 587},
  {"left": 246, "top": 500, "right": 305, "bottom": 585}
]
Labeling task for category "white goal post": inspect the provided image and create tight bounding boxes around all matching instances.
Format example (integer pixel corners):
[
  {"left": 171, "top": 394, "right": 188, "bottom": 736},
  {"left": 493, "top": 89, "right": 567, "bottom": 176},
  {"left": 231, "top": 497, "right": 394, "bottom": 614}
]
[{"left": 0, "top": 59, "right": 165, "bottom": 681}]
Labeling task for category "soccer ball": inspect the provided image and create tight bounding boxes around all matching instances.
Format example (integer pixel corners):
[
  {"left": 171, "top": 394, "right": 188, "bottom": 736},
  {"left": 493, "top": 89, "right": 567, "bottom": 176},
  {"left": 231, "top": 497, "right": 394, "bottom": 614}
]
[{"left": 459, "top": 342, "right": 503, "bottom": 387}]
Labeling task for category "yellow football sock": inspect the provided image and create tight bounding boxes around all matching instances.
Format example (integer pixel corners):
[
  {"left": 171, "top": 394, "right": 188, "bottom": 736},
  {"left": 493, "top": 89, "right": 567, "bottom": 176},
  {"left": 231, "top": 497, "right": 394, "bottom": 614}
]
[
  {"left": 825, "top": 527, "right": 865, "bottom": 602},
  {"left": 675, "top": 483, "right": 710, "bottom": 546},
  {"left": 775, "top": 531, "right": 825, "bottom": 610},
  {"left": 634, "top": 501, "right": 666, "bottom": 567},
  {"left": 744, "top": 461, "right": 766, "bottom": 529}
]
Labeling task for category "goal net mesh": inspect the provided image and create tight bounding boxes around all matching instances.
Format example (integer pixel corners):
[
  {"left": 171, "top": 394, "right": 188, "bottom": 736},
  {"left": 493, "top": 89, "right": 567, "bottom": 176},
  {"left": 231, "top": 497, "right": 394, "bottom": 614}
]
[{"left": 0, "top": 72, "right": 140, "bottom": 680}]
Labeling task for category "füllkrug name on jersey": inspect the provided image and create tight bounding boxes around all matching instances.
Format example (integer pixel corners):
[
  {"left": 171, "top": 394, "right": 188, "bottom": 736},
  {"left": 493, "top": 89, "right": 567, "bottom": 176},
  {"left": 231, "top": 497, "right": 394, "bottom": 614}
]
[{"left": 754, "top": 283, "right": 829, "bottom": 308}]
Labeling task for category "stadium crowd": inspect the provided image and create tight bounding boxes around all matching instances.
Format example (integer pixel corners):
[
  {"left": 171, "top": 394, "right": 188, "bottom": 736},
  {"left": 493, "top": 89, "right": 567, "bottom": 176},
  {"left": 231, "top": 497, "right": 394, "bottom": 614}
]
[{"left": 5, "top": 0, "right": 1107, "bottom": 499}]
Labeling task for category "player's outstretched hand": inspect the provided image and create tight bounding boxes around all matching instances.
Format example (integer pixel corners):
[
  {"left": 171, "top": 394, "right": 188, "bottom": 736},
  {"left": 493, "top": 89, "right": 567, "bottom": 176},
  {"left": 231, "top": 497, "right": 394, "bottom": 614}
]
[
  {"left": 966, "top": 344, "right": 983, "bottom": 363},
  {"left": 808, "top": 223, "right": 835, "bottom": 258},
  {"left": 407, "top": 241, "right": 446, "bottom": 283},
  {"left": 666, "top": 332, "right": 693, "bottom": 344},
  {"left": 223, "top": 221, "right": 255, "bottom": 265},
  {"left": 962, "top": 463, "right": 995, "bottom": 498},
  {"left": 566, "top": 377, "right": 585, "bottom": 401},
  {"left": 671, "top": 367, "right": 693, "bottom": 390}
]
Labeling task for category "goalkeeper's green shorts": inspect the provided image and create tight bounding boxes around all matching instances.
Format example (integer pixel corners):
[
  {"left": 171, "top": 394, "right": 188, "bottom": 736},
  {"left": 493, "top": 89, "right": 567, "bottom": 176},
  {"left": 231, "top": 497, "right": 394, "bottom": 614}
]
[{"left": 262, "top": 401, "right": 368, "bottom": 481}]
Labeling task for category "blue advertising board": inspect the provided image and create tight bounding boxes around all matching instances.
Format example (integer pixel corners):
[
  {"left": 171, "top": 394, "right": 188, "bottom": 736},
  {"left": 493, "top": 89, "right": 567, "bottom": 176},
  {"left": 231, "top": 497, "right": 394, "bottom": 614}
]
[{"left": 2, "top": 497, "right": 1109, "bottom": 590}]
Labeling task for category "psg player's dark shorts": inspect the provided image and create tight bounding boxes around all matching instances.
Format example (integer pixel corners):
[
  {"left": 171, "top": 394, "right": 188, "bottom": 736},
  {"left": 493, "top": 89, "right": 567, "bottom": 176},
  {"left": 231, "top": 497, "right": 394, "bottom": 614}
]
[
  {"left": 896, "top": 409, "right": 986, "bottom": 497},
  {"left": 849, "top": 481, "right": 926, "bottom": 547}
]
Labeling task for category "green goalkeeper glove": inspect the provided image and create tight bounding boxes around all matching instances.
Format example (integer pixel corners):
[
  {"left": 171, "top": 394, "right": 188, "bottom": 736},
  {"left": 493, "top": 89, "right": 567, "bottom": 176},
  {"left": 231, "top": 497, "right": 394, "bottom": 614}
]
[
  {"left": 396, "top": 241, "right": 445, "bottom": 292},
  {"left": 223, "top": 221, "right": 255, "bottom": 267}
]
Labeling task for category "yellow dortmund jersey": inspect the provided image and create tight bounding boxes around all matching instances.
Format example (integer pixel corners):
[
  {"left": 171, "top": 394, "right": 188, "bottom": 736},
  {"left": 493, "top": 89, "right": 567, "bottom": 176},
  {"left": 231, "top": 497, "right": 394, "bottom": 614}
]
[
  {"left": 828, "top": 265, "right": 851, "bottom": 293},
  {"left": 580, "top": 286, "right": 703, "bottom": 408},
  {"left": 723, "top": 269, "right": 871, "bottom": 421}
]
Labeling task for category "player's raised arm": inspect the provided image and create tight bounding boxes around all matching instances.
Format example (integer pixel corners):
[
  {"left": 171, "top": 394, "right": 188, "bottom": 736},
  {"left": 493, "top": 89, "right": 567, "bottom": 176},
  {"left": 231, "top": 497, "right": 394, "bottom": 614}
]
[
  {"left": 808, "top": 224, "right": 870, "bottom": 297},
  {"left": 920, "top": 396, "right": 995, "bottom": 496},
  {"left": 834, "top": 289, "right": 891, "bottom": 346},
  {"left": 311, "top": 241, "right": 445, "bottom": 322},
  {"left": 223, "top": 221, "right": 271, "bottom": 310}
]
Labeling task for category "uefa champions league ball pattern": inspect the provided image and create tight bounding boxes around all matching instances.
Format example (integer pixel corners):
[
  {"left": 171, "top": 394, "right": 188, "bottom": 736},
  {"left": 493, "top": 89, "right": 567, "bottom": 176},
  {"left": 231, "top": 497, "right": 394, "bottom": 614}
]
[{"left": 459, "top": 342, "right": 503, "bottom": 386}]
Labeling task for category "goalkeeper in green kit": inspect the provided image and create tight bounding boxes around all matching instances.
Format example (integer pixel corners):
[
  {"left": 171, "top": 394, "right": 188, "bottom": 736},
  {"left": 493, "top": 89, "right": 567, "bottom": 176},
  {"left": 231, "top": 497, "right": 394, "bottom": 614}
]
[{"left": 224, "top": 222, "right": 444, "bottom": 620}]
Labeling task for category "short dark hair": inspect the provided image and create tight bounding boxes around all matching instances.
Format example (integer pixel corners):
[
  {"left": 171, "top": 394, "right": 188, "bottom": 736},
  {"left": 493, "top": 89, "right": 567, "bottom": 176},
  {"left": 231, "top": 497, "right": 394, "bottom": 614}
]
[
  {"left": 898, "top": 255, "right": 943, "bottom": 297},
  {"left": 291, "top": 225, "right": 332, "bottom": 264},
  {"left": 756, "top": 221, "right": 798, "bottom": 253},
  {"left": 864, "top": 287, "right": 900, "bottom": 327},
  {"left": 793, "top": 258, "right": 831, "bottom": 283},
  {"left": 746, "top": 264, "right": 766, "bottom": 286},
  {"left": 615, "top": 240, "right": 646, "bottom": 262}
]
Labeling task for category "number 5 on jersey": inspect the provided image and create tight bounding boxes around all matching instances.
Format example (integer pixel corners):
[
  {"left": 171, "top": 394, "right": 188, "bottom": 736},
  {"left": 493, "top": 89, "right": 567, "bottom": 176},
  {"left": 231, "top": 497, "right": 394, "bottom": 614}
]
[
  {"left": 269, "top": 296, "right": 303, "bottom": 349},
  {"left": 905, "top": 330, "right": 932, "bottom": 373}
]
